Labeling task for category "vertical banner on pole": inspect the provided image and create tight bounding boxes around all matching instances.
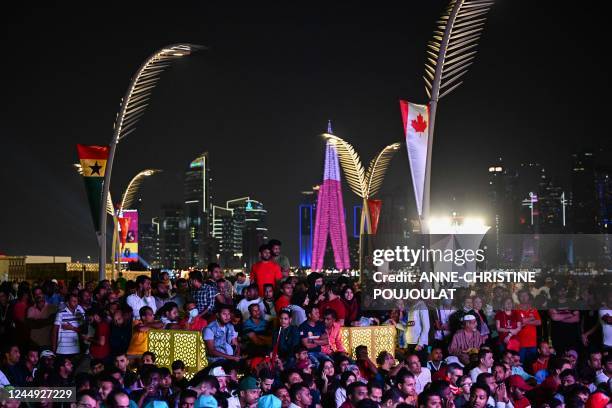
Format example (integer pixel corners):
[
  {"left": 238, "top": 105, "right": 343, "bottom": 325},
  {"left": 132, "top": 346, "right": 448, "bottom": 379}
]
[
  {"left": 120, "top": 209, "right": 139, "bottom": 262},
  {"left": 367, "top": 199, "right": 382, "bottom": 235},
  {"left": 76, "top": 144, "right": 109, "bottom": 231},
  {"left": 399, "top": 100, "right": 429, "bottom": 217}
]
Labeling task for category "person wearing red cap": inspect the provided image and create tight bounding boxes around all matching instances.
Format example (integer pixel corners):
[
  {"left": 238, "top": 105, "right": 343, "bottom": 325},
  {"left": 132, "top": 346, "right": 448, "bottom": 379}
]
[
  {"left": 586, "top": 392, "right": 610, "bottom": 408},
  {"left": 508, "top": 375, "right": 533, "bottom": 408}
]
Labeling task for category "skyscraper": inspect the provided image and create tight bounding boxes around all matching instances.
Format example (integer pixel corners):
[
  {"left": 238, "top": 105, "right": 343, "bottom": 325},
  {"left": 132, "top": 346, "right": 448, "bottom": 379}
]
[
  {"left": 212, "top": 197, "right": 268, "bottom": 269},
  {"left": 298, "top": 187, "right": 317, "bottom": 269},
  {"left": 184, "top": 152, "right": 214, "bottom": 268},
  {"left": 311, "top": 122, "right": 350, "bottom": 271},
  {"left": 140, "top": 221, "right": 161, "bottom": 269},
  {"left": 159, "top": 204, "right": 187, "bottom": 270}
]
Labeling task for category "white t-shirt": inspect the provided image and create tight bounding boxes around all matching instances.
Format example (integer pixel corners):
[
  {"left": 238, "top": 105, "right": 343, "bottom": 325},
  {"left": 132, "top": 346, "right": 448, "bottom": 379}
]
[
  {"left": 470, "top": 366, "right": 491, "bottom": 382},
  {"left": 54, "top": 305, "right": 85, "bottom": 355},
  {"left": 414, "top": 367, "right": 432, "bottom": 395},
  {"left": 126, "top": 293, "right": 157, "bottom": 319},
  {"left": 599, "top": 309, "right": 612, "bottom": 347}
]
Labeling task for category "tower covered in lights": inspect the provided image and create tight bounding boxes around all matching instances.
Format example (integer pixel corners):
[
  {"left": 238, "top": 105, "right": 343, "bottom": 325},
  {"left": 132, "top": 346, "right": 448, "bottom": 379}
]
[{"left": 311, "top": 122, "right": 350, "bottom": 271}]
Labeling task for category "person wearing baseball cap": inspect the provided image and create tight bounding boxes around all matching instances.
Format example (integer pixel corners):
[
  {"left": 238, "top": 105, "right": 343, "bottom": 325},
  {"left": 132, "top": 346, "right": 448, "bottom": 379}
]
[
  {"left": 227, "top": 376, "right": 261, "bottom": 408},
  {"left": 508, "top": 375, "right": 533, "bottom": 408}
]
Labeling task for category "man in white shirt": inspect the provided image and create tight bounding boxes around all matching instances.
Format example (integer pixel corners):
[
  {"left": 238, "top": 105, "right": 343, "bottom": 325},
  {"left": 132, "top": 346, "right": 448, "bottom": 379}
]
[
  {"left": 236, "top": 284, "right": 270, "bottom": 322},
  {"left": 51, "top": 293, "right": 85, "bottom": 356},
  {"left": 126, "top": 275, "right": 156, "bottom": 319},
  {"left": 407, "top": 353, "right": 431, "bottom": 395},
  {"left": 471, "top": 349, "right": 494, "bottom": 382}
]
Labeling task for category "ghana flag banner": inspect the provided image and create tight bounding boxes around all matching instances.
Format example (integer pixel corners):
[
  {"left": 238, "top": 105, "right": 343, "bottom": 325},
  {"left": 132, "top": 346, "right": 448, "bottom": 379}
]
[
  {"left": 76, "top": 144, "right": 109, "bottom": 231},
  {"left": 399, "top": 100, "right": 429, "bottom": 216}
]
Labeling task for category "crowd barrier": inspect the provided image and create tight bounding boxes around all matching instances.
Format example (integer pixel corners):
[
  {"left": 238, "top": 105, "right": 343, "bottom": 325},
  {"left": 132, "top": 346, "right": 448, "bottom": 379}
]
[{"left": 147, "top": 325, "right": 396, "bottom": 378}]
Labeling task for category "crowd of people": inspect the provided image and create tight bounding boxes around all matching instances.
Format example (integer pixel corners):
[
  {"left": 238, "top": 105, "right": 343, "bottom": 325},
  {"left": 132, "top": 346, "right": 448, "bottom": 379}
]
[{"left": 0, "top": 239, "right": 611, "bottom": 408}]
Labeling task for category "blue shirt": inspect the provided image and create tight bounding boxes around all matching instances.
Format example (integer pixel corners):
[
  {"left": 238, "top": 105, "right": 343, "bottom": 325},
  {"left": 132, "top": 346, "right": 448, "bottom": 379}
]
[
  {"left": 298, "top": 320, "right": 326, "bottom": 353},
  {"left": 203, "top": 321, "right": 237, "bottom": 362},
  {"left": 243, "top": 318, "right": 268, "bottom": 335}
]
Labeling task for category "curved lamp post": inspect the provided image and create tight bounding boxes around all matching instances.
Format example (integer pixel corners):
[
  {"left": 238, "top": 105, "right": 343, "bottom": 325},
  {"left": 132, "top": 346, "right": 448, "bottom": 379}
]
[
  {"left": 110, "top": 169, "right": 162, "bottom": 277},
  {"left": 98, "top": 44, "right": 204, "bottom": 280},
  {"left": 323, "top": 133, "right": 400, "bottom": 272},
  {"left": 421, "top": 0, "right": 493, "bottom": 229}
]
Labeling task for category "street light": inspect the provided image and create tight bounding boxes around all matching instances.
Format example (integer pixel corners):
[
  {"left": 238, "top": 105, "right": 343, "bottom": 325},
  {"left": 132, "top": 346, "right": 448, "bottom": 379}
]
[{"left": 98, "top": 44, "right": 204, "bottom": 280}]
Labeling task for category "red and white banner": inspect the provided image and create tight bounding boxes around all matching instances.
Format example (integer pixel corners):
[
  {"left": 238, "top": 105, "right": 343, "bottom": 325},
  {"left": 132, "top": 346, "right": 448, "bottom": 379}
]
[{"left": 400, "top": 100, "right": 429, "bottom": 216}]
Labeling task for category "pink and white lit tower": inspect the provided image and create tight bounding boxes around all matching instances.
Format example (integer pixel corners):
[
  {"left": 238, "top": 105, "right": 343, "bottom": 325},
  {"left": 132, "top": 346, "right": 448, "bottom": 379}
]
[{"left": 311, "top": 121, "right": 351, "bottom": 271}]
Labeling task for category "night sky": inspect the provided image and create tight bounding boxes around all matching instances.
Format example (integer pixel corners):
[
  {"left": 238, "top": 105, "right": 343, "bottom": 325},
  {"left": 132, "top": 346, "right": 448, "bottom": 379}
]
[{"left": 1, "top": 1, "right": 610, "bottom": 263}]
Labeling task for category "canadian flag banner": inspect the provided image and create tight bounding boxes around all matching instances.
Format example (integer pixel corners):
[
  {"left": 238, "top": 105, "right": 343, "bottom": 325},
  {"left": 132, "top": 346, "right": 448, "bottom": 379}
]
[{"left": 400, "top": 100, "right": 429, "bottom": 216}]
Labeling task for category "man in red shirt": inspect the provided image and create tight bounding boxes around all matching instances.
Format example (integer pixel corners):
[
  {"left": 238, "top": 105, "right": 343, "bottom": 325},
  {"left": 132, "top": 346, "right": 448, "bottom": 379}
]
[
  {"left": 317, "top": 286, "right": 346, "bottom": 325},
  {"left": 532, "top": 341, "right": 553, "bottom": 374},
  {"left": 250, "top": 244, "right": 282, "bottom": 297},
  {"left": 275, "top": 280, "right": 293, "bottom": 314},
  {"left": 85, "top": 308, "right": 110, "bottom": 361},
  {"left": 517, "top": 289, "right": 541, "bottom": 365}
]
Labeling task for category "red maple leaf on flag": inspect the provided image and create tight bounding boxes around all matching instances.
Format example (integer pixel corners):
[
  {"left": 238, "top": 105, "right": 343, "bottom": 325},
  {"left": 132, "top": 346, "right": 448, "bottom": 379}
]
[{"left": 411, "top": 113, "right": 427, "bottom": 133}]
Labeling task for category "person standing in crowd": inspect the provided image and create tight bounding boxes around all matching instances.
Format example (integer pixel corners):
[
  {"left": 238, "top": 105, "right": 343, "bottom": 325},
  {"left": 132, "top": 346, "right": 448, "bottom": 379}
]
[
  {"left": 126, "top": 275, "right": 156, "bottom": 319},
  {"left": 495, "top": 297, "right": 523, "bottom": 353},
  {"left": 269, "top": 239, "right": 291, "bottom": 279},
  {"left": 26, "top": 286, "right": 57, "bottom": 348},
  {"left": 250, "top": 244, "right": 283, "bottom": 296},
  {"left": 396, "top": 299, "right": 430, "bottom": 362},
  {"left": 549, "top": 285, "right": 581, "bottom": 354},
  {"left": 52, "top": 293, "right": 85, "bottom": 358},
  {"left": 84, "top": 307, "right": 110, "bottom": 362},
  {"left": 517, "top": 289, "right": 541, "bottom": 364}
]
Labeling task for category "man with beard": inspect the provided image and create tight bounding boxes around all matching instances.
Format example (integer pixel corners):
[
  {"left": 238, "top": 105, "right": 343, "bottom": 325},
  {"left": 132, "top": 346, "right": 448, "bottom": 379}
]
[
  {"left": 154, "top": 280, "right": 174, "bottom": 311},
  {"left": 269, "top": 239, "right": 290, "bottom": 279},
  {"left": 250, "top": 244, "right": 282, "bottom": 296},
  {"left": 26, "top": 286, "right": 57, "bottom": 347}
]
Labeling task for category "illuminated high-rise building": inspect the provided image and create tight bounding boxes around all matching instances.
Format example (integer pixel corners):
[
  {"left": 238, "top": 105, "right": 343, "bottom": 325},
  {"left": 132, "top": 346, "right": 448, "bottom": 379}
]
[
  {"left": 298, "top": 187, "right": 318, "bottom": 268},
  {"left": 311, "top": 122, "right": 350, "bottom": 271},
  {"left": 184, "top": 152, "right": 214, "bottom": 267},
  {"left": 212, "top": 197, "right": 268, "bottom": 269},
  {"left": 159, "top": 204, "right": 187, "bottom": 270}
]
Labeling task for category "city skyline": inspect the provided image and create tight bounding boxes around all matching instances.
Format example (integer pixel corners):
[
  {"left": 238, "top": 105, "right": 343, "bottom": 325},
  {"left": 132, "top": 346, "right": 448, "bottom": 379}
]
[{"left": 1, "top": 1, "right": 611, "bottom": 263}]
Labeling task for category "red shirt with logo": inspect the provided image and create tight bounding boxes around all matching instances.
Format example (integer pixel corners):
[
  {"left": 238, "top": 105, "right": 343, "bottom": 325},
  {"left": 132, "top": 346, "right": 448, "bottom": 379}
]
[
  {"left": 517, "top": 307, "right": 541, "bottom": 348},
  {"left": 495, "top": 310, "right": 523, "bottom": 343}
]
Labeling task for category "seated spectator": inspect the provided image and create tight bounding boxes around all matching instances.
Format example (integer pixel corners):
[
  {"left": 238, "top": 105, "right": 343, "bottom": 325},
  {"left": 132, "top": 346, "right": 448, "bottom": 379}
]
[
  {"left": 271, "top": 308, "right": 300, "bottom": 361},
  {"left": 449, "top": 314, "right": 485, "bottom": 366},
  {"left": 322, "top": 308, "right": 347, "bottom": 355},
  {"left": 127, "top": 306, "right": 163, "bottom": 358},
  {"left": 532, "top": 341, "right": 553, "bottom": 374},
  {"left": 275, "top": 280, "right": 293, "bottom": 314},
  {"left": 242, "top": 303, "right": 271, "bottom": 357},
  {"left": 203, "top": 304, "right": 240, "bottom": 363},
  {"left": 299, "top": 306, "right": 329, "bottom": 368}
]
